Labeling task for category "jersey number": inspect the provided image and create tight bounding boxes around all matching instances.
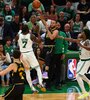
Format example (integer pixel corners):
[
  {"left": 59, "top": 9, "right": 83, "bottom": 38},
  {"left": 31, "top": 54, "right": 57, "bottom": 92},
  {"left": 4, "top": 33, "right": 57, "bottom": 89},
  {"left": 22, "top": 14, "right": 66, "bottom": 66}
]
[{"left": 22, "top": 39, "right": 28, "bottom": 48}]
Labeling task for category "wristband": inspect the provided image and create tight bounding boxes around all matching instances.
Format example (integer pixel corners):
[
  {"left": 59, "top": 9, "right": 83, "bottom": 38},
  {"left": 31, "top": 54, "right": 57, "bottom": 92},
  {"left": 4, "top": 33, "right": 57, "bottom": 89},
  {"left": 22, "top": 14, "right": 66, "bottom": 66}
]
[{"left": 18, "top": 30, "right": 22, "bottom": 35}]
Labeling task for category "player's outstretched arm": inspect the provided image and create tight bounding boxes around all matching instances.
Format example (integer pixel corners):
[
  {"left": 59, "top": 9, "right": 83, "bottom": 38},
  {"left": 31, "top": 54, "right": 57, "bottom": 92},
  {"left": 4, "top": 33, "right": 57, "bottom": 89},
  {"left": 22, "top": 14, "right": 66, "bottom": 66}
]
[
  {"left": 57, "top": 35, "right": 80, "bottom": 43},
  {"left": 0, "top": 64, "right": 14, "bottom": 76}
]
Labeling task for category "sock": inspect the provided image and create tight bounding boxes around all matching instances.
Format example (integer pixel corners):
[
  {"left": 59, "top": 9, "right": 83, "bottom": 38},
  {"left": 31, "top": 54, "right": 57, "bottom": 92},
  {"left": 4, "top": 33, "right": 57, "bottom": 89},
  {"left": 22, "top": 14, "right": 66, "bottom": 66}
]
[
  {"left": 76, "top": 74, "right": 87, "bottom": 93},
  {"left": 35, "top": 66, "right": 43, "bottom": 87},
  {"left": 25, "top": 70, "right": 36, "bottom": 91}
]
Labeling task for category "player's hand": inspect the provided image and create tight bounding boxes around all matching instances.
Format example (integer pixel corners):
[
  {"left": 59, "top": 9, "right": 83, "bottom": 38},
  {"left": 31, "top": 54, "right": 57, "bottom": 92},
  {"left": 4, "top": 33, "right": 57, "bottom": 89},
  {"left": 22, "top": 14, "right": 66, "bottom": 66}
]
[
  {"left": 76, "top": 39, "right": 81, "bottom": 44},
  {"left": 39, "top": 15, "right": 44, "bottom": 20}
]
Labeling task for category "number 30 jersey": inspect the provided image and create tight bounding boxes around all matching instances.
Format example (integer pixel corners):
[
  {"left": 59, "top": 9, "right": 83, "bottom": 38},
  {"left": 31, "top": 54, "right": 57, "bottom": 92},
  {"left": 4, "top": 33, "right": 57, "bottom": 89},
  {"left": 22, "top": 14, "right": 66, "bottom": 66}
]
[{"left": 18, "top": 33, "right": 33, "bottom": 53}]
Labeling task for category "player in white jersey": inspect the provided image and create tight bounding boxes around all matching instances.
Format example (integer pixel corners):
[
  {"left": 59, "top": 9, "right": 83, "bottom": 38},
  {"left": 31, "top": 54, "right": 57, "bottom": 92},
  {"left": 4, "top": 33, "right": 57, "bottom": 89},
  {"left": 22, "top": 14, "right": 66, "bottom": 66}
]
[
  {"left": 15, "top": 24, "right": 46, "bottom": 93},
  {"left": 58, "top": 29, "right": 90, "bottom": 99}
]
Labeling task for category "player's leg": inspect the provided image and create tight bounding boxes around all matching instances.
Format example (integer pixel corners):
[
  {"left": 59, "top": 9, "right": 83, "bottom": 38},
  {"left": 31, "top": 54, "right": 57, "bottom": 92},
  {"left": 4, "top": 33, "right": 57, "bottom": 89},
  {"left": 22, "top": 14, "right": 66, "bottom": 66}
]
[
  {"left": 22, "top": 54, "right": 38, "bottom": 93},
  {"left": 29, "top": 52, "right": 46, "bottom": 92},
  {"left": 78, "top": 60, "right": 90, "bottom": 91},
  {"left": 35, "top": 66, "right": 46, "bottom": 92},
  {"left": 76, "top": 60, "right": 90, "bottom": 99},
  {"left": 28, "top": 51, "right": 43, "bottom": 86},
  {"left": 4, "top": 85, "right": 16, "bottom": 100},
  {"left": 25, "top": 70, "right": 38, "bottom": 93},
  {"left": 76, "top": 74, "right": 87, "bottom": 93},
  {"left": 76, "top": 74, "right": 89, "bottom": 99}
]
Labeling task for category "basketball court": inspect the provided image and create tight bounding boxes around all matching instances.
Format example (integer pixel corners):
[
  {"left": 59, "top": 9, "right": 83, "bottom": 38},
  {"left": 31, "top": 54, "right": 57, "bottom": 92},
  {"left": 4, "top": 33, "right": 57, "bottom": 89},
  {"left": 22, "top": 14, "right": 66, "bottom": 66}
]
[
  {"left": 0, "top": 81, "right": 90, "bottom": 100},
  {"left": 0, "top": 93, "right": 90, "bottom": 100}
]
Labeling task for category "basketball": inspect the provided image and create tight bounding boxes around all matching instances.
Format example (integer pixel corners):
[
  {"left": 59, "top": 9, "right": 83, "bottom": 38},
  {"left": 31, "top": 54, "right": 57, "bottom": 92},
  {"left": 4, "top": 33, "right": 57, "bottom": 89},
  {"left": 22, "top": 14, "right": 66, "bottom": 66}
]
[{"left": 32, "top": 0, "right": 41, "bottom": 9}]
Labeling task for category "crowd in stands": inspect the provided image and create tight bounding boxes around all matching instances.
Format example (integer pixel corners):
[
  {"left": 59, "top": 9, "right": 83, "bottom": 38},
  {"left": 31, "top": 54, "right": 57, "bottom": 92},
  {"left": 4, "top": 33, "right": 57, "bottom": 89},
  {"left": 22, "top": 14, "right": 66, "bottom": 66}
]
[{"left": 0, "top": 0, "right": 90, "bottom": 91}]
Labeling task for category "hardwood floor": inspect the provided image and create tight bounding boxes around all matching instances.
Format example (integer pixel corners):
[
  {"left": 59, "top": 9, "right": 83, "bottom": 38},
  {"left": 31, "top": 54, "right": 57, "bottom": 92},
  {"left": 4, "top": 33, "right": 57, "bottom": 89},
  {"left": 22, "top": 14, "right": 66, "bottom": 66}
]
[{"left": 1, "top": 93, "right": 89, "bottom": 100}]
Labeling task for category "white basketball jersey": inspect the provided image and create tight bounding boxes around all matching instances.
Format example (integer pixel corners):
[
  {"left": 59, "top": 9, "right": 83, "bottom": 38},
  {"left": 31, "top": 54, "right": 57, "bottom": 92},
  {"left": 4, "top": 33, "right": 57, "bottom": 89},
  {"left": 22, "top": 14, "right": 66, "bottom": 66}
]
[
  {"left": 80, "top": 39, "right": 90, "bottom": 59},
  {"left": 18, "top": 33, "right": 33, "bottom": 52}
]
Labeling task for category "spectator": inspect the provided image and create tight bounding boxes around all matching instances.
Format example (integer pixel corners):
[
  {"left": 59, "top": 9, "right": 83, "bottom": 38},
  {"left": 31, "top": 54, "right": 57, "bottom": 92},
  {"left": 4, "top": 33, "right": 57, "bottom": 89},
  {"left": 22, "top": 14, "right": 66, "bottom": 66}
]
[
  {"left": 77, "top": 0, "right": 90, "bottom": 25},
  {"left": 71, "top": 13, "right": 83, "bottom": 33},
  {"left": 27, "top": 15, "right": 40, "bottom": 37},
  {"left": 63, "top": 1, "right": 75, "bottom": 21},
  {"left": 1, "top": 4, "right": 15, "bottom": 23},
  {"left": 19, "top": 6, "right": 29, "bottom": 23},
  {"left": 58, "top": 11, "right": 67, "bottom": 31},
  {"left": 64, "top": 23, "right": 73, "bottom": 50},
  {"left": 4, "top": 37, "right": 14, "bottom": 57},
  {"left": 64, "top": 23, "right": 71, "bottom": 38},
  {"left": 0, "top": 43, "right": 11, "bottom": 86},
  {"left": 47, "top": 5, "right": 58, "bottom": 21},
  {"left": 11, "top": 14, "right": 20, "bottom": 38},
  {"left": 71, "top": 13, "right": 83, "bottom": 39}
]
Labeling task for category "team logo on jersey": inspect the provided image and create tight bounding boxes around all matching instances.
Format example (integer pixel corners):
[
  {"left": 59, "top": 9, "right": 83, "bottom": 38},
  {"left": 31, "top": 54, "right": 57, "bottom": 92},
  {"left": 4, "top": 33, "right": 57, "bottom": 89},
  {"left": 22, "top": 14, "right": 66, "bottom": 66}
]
[{"left": 67, "top": 59, "right": 77, "bottom": 79}]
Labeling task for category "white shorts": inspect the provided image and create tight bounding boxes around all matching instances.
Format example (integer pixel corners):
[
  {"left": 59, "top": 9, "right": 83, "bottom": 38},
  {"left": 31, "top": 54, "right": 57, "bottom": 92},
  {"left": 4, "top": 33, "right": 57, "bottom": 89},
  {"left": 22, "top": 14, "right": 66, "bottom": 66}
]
[
  {"left": 22, "top": 51, "right": 39, "bottom": 69},
  {"left": 76, "top": 59, "right": 90, "bottom": 75}
]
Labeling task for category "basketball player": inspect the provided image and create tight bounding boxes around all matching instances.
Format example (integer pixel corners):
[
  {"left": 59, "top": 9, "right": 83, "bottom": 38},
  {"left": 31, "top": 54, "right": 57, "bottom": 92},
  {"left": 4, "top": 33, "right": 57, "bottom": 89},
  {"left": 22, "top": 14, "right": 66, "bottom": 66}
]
[
  {"left": 0, "top": 50, "right": 27, "bottom": 100},
  {"left": 15, "top": 24, "right": 46, "bottom": 93},
  {"left": 58, "top": 29, "right": 90, "bottom": 99}
]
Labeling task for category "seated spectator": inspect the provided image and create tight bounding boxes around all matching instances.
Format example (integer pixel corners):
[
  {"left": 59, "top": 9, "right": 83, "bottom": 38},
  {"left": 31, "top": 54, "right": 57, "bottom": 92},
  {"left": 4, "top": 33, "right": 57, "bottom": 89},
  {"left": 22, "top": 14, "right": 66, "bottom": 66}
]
[
  {"left": 64, "top": 23, "right": 73, "bottom": 50},
  {"left": 46, "top": 5, "right": 58, "bottom": 21},
  {"left": 0, "top": 43, "right": 11, "bottom": 86},
  {"left": 19, "top": 6, "right": 30, "bottom": 23},
  {"left": 64, "top": 23, "right": 79, "bottom": 51},
  {"left": 58, "top": 11, "right": 67, "bottom": 31},
  {"left": 62, "top": 1, "right": 76, "bottom": 22},
  {"left": 4, "top": 37, "right": 14, "bottom": 57},
  {"left": 1, "top": 4, "right": 15, "bottom": 23},
  {"left": 71, "top": 13, "right": 83, "bottom": 38},
  {"left": 77, "top": 0, "right": 90, "bottom": 25},
  {"left": 27, "top": 15, "right": 40, "bottom": 37}
]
